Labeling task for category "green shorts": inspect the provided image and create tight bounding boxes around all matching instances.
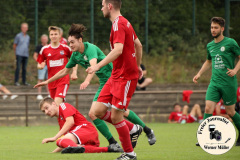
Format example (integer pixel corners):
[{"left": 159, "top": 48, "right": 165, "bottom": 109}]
[
  {"left": 206, "top": 82, "right": 237, "bottom": 106},
  {"left": 93, "top": 78, "right": 108, "bottom": 101}
]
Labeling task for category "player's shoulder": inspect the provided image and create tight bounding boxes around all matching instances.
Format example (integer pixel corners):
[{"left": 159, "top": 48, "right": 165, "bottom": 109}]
[
  {"left": 59, "top": 103, "right": 74, "bottom": 110},
  {"left": 60, "top": 43, "right": 71, "bottom": 51},
  {"left": 40, "top": 44, "right": 51, "bottom": 54}
]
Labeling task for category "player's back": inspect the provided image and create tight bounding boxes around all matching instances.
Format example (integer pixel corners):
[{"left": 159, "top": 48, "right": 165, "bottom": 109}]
[{"left": 110, "top": 16, "right": 138, "bottom": 80}]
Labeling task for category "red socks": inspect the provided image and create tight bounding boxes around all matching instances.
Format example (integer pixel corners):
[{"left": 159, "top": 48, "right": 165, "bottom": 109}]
[
  {"left": 101, "top": 111, "right": 134, "bottom": 131},
  {"left": 56, "top": 138, "right": 78, "bottom": 148},
  {"left": 114, "top": 120, "right": 133, "bottom": 153},
  {"left": 84, "top": 145, "right": 108, "bottom": 153}
]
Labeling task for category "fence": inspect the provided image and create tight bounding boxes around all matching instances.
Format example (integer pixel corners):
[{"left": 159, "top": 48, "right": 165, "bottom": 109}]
[{"left": 0, "top": 90, "right": 207, "bottom": 126}]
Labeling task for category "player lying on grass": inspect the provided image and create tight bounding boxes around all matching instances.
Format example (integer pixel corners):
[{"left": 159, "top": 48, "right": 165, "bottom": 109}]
[
  {"left": 39, "top": 97, "right": 123, "bottom": 153},
  {"left": 34, "top": 23, "right": 156, "bottom": 148}
]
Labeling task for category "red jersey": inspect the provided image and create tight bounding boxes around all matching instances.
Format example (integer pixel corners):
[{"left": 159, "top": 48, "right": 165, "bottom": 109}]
[
  {"left": 38, "top": 44, "right": 72, "bottom": 89},
  {"left": 213, "top": 101, "right": 226, "bottom": 115},
  {"left": 109, "top": 16, "right": 138, "bottom": 80},
  {"left": 60, "top": 37, "right": 68, "bottom": 45},
  {"left": 58, "top": 103, "right": 93, "bottom": 134},
  {"left": 168, "top": 112, "right": 182, "bottom": 122}
]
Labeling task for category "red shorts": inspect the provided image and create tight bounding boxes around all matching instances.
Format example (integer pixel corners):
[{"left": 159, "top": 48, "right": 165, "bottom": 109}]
[
  {"left": 48, "top": 84, "right": 69, "bottom": 99},
  {"left": 97, "top": 78, "right": 138, "bottom": 110},
  {"left": 187, "top": 114, "right": 197, "bottom": 123},
  {"left": 70, "top": 123, "right": 100, "bottom": 147}
]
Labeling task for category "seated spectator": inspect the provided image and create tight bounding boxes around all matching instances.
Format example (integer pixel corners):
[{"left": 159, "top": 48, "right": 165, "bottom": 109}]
[
  {"left": 168, "top": 103, "right": 203, "bottom": 124},
  {"left": 213, "top": 99, "right": 233, "bottom": 122},
  {"left": 236, "top": 86, "right": 240, "bottom": 114},
  {"left": 0, "top": 84, "right": 18, "bottom": 100},
  {"left": 136, "top": 64, "right": 152, "bottom": 90}
]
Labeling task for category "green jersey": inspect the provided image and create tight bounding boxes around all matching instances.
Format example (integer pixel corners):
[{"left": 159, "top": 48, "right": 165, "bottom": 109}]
[
  {"left": 207, "top": 37, "right": 240, "bottom": 86},
  {"left": 66, "top": 42, "right": 113, "bottom": 80}
]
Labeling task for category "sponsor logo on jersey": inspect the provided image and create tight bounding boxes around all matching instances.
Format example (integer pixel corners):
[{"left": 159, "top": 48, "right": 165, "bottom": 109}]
[
  {"left": 60, "top": 50, "right": 64, "bottom": 55},
  {"left": 220, "top": 46, "right": 225, "bottom": 52},
  {"left": 49, "top": 58, "right": 64, "bottom": 67},
  {"left": 214, "top": 54, "right": 225, "bottom": 69},
  {"left": 197, "top": 116, "right": 236, "bottom": 155},
  {"left": 48, "top": 53, "right": 51, "bottom": 56}
]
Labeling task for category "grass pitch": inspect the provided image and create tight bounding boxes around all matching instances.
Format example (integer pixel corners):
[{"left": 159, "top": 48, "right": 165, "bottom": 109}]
[{"left": 0, "top": 123, "right": 239, "bottom": 160}]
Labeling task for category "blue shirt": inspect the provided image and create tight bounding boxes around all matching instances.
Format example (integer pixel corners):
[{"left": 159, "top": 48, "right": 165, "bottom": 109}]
[{"left": 14, "top": 32, "right": 30, "bottom": 57}]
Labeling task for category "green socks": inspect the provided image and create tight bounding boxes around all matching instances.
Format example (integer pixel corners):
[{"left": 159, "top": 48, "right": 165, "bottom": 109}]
[
  {"left": 232, "top": 112, "right": 240, "bottom": 132},
  {"left": 126, "top": 110, "right": 146, "bottom": 128},
  {"left": 203, "top": 113, "right": 212, "bottom": 119},
  {"left": 93, "top": 118, "right": 113, "bottom": 140}
]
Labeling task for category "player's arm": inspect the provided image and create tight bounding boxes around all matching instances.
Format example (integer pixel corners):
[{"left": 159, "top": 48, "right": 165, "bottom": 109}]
[
  {"left": 34, "top": 67, "right": 71, "bottom": 88},
  {"left": 70, "top": 64, "right": 78, "bottom": 81},
  {"left": 227, "top": 55, "right": 240, "bottom": 77},
  {"left": 134, "top": 38, "right": 143, "bottom": 79},
  {"left": 42, "top": 116, "right": 74, "bottom": 144},
  {"left": 33, "top": 52, "right": 38, "bottom": 62},
  {"left": 37, "top": 62, "right": 46, "bottom": 69},
  {"left": 86, "top": 43, "right": 123, "bottom": 74},
  {"left": 193, "top": 60, "right": 212, "bottom": 84},
  {"left": 80, "top": 58, "right": 97, "bottom": 90}
]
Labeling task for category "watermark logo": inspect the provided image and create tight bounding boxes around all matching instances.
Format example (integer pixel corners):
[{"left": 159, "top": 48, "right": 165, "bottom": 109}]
[{"left": 197, "top": 116, "right": 236, "bottom": 155}]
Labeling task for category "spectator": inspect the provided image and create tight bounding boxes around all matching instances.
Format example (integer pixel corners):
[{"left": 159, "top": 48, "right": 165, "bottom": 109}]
[
  {"left": 136, "top": 64, "right": 152, "bottom": 90},
  {"left": 213, "top": 99, "right": 233, "bottom": 122},
  {"left": 13, "top": 22, "right": 30, "bottom": 86},
  {"left": 33, "top": 34, "right": 49, "bottom": 100},
  {"left": 59, "top": 27, "right": 68, "bottom": 45},
  {"left": 168, "top": 103, "right": 203, "bottom": 124},
  {"left": 0, "top": 84, "right": 18, "bottom": 100},
  {"left": 236, "top": 86, "right": 240, "bottom": 113}
]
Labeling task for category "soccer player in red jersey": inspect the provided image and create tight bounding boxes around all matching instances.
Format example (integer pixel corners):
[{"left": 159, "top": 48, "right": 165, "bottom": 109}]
[
  {"left": 86, "top": 0, "right": 143, "bottom": 159},
  {"left": 37, "top": 26, "right": 78, "bottom": 107},
  {"left": 40, "top": 97, "right": 123, "bottom": 153}
]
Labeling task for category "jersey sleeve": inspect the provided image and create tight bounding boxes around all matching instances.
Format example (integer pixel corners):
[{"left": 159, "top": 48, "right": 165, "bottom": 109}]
[
  {"left": 113, "top": 23, "right": 126, "bottom": 45},
  {"left": 140, "top": 64, "right": 146, "bottom": 71},
  {"left": 59, "top": 103, "right": 75, "bottom": 119},
  {"left": 168, "top": 112, "right": 174, "bottom": 120},
  {"left": 37, "top": 48, "right": 45, "bottom": 63},
  {"left": 35, "top": 45, "right": 41, "bottom": 54},
  {"left": 230, "top": 39, "right": 240, "bottom": 56},
  {"left": 66, "top": 53, "right": 77, "bottom": 68}
]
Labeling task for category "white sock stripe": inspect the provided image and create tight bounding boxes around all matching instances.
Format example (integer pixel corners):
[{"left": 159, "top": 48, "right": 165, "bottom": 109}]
[
  {"left": 114, "top": 121, "right": 126, "bottom": 129},
  {"left": 102, "top": 111, "right": 111, "bottom": 121}
]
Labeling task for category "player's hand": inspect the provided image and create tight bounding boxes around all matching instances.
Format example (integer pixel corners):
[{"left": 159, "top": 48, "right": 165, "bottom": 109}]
[
  {"left": 37, "top": 62, "right": 45, "bottom": 70},
  {"left": 80, "top": 81, "right": 90, "bottom": 90},
  {"left": 226, "top": 68, "right": 236, "bottom": 77},
  {"left": 86, "top": 65, "right": 100, "bottom": 74},
  {"left": 138, "top": 66, "right": 143, "bottom": 80},
  {"left": 71, "top": 73, "right": 78, "bottom": 81},
  {"left": 34, "top": 81, "right": 48, "bottom": 88},
  {"left": 42, "top": 137, "right": 56, "bottom": 144},
  {"left": 193, "top": 74, "right": 200, "bottom": 84}
]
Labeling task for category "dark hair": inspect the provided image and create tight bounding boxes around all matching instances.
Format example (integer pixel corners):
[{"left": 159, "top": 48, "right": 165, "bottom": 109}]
[
  {"left": 68, "top": 23, "right": 87, "bottom": 39},
  {"left": 173, "top": 103, "right": 180, "bottom": 108},
  {"left": 39, "top": 97, "right": 54, "bottom": 109},
  {"left": 105, "top": 0, "right": 122, "bottom": 9},
  {"left": 211, "top": 17, "right": 225, "bottom": 27}
]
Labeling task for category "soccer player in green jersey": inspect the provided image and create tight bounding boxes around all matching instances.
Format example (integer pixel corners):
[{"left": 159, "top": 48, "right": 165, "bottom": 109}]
[
  {"left": 34, "top": 23, "right": 156, "bottom": 147},
  {"left": 193, "top": 17, "right": 240, "bottom": 146}
]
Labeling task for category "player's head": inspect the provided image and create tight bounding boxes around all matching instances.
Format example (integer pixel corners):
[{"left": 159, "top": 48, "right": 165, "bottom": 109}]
[
  {"left": 68, "top": 23, "right": 87, "bottom": 52},
  {"left": 21, "top": 22, "right": 28, "bottom": 34},
  {"left": 210, "top": 17, "right": 225, "bottom": 39},
  {"left": 41, "top": 34, "right": 48, "bottom": 45},
  {"left": 101, "top": 0, "right": 122, "bottom": 18},
  {"left": 59, "top": 27, "right": 64, "bottom": 37},
  {"left": 48, "top": 26, "right": 61, "bottom": 43},
  {"left": 39, "top": 97, "right": 58, "bottom": 117},
  {"left": 173, "top": 103, "right": 181, "bottom": 112}
]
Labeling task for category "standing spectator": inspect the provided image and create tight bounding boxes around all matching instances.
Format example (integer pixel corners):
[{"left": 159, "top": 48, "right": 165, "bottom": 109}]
[
  {"left": 0, "top": 84, "right": 18, "bottom": 100},
  {"left": 13, "top": 22, "right": 30, "bottom": 86},
  {"left": 59, "top": 27, "right": 68, "bottom": 45},
  {"left": 33, "top": 34, "right": 49, "bottom": 100},
  {"left": 136, "top": 64, "right": 152, "bottom": 90}
]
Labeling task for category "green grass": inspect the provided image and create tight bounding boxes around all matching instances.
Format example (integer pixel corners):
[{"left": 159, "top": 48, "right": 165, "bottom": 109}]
[{"left": 0, "top": 123, "right": 239, "bottom": 160}]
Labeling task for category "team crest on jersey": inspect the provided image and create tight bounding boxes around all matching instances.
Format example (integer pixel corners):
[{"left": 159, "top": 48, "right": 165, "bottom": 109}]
[
  {"left": 60, "top": 50, "right": 64, "bottom": 55},
  {"left": 84, "top": 55, "right": 88, "bottom": 61},
  {"left": 220, "top": 46, "right": 225, "bottom": 52}
]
